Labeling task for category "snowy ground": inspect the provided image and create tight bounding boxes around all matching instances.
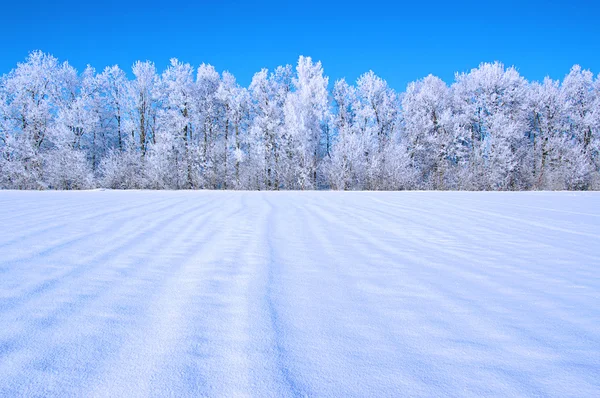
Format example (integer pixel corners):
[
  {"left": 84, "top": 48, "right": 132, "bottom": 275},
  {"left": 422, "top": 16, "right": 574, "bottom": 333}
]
[{"left": 0, "top": 191, "right": 599, "bottom": 397}]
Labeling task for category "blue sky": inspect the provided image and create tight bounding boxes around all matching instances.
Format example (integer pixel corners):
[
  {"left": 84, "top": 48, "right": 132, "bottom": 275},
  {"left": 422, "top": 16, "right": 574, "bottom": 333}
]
[{"left": 0, "top": 0, "right": 598, "bottom": 90}]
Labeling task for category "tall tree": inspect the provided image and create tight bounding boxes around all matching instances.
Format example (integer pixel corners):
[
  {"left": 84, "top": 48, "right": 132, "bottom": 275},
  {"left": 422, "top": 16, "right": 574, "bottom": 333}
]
[
  {"left": 402, "top": 74, "right": 453, "bottom": 188},
  {"left": 1, "top": 51, "right": 599, "bottom": 191},
  {"left": 131, "top": 61, "right": 158, "bottom": 156},
  {"left": 284, "top": 56, "right": 329, "bottom": 189},
  {"left": 353, "top": 71, "right": 398, "bottom": 190}
]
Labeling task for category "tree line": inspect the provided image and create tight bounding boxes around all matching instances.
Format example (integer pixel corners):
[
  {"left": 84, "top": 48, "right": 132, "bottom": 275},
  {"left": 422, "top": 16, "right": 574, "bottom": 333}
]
[{"left": 1, "top": 51, "right": 598, "bottom": 190}]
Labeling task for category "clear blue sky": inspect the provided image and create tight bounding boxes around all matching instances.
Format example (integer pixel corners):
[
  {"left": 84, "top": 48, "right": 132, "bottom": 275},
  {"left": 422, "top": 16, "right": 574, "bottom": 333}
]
[{"left": 1, "top": 0, "right": 598, "bottom": 90}]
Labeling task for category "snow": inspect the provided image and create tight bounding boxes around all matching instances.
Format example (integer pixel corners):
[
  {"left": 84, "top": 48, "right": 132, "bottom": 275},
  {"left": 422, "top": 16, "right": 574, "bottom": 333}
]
[{"left": 0, "top": 191, "right": 599, "bottom": 397}]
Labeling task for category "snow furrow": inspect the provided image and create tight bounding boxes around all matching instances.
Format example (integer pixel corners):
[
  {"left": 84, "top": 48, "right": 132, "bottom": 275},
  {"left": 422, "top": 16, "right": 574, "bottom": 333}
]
[
  {"left": 0, "top": 195, "right": 229, "bottom": 396},
  {"left": 0, "top": 191, "right": 598, "bottom": 397}
]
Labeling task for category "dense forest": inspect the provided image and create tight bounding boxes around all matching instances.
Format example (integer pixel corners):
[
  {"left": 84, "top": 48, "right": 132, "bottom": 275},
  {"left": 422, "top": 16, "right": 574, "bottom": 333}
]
[{"left": 0, "top": 51, "right": 598, "bottom": 190}]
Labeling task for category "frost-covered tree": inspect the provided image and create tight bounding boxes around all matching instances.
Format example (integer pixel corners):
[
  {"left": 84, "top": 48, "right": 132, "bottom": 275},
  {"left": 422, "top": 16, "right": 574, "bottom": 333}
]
[
  {"left": 217, "top": 71, "right": 250, "bottom": 189},
  {"left": 44, "top": 64, "right": 96, "bottom": 189},
  {"left": 1, "top": 51, "right": 599, "bottom": 191},
  {"left": 97, "top": 65, "right": 130, "bottom": 152},
  {"left": 323, "top": 79, "right": 364, "bottom": 189},
  {"left": 559, "top": 65, "right": 598, "bottom": 188},
  {"left": 0, "top": 52, "right": 61, "bottom": 188},
  {"left": 152, "top": 58, "right": 198, "bottom": 189},
  {"left": 0, "top": 51, "right": 94, "bottom": 189},
  {"left": 130, "top": 61, "right": 158, "bottom": 156},
  {"left": 402, "top": 74, "right": 454, "bottom": 189},
  {"left": 284, "top": 56, "right": 329, "bottom": 189},
  {"left": 249, "top": 65, "right": 292, "bottom": 190},
  {"left": 451, "top": 62, "right": 529, "bottom": 189},
  {"left": 353, "top": 71, "right": 399, "bottom": 189},
  {"left": 194, "top": 64, "right": 222, "bottom": 188}
]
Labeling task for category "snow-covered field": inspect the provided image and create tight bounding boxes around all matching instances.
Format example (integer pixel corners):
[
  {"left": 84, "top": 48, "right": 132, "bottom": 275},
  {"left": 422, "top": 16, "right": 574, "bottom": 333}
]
[{"left": 0, "top": 191, "right": 599, "bottom": 397}]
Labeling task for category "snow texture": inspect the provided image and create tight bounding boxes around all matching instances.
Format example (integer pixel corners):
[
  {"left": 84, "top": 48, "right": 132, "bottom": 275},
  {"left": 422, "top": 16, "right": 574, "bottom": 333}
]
[{"left": 0, "top": 191, "right": 599, "bottom": 397}]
